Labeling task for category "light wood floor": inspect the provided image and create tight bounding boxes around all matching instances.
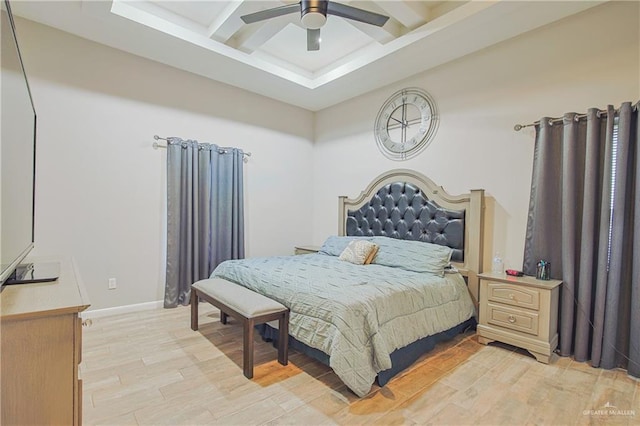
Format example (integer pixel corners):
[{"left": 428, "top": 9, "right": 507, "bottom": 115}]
[{"left": 81, "top": 304, "right": 639, "bottom": 425}]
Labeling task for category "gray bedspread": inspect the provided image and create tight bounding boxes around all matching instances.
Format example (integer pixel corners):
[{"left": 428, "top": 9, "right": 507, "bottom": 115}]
[{"left": 211, "top": 253, "right": 475, "bottom": 396}]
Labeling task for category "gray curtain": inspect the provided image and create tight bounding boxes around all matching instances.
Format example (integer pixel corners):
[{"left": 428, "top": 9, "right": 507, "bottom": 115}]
[
  {"left": 523, "top": 102, "right": 639, "bottom": 377},
  {"left": 164, "top": 138, "right": 245, "bottom": 308}
]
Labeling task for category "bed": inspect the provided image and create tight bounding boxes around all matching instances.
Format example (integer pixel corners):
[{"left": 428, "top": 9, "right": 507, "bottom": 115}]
[{"left": 211, "top": 169, "right": 485, "bottom": 397}]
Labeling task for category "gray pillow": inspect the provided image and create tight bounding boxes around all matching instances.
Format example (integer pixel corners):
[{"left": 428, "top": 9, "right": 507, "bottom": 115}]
[{"left": 369, "top": 236, "right": 452, "bottom": 276}]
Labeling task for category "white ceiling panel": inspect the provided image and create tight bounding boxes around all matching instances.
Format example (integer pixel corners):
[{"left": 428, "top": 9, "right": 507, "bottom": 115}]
[
  {"left": 257, "top": 19, "right": 375, "bottom": 72},
  {"left": 155, "top": 1, "right": 230, "bottom": 27}
]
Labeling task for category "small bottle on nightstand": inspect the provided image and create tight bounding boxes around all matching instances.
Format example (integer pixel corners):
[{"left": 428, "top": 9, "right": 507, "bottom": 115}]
[{"left": 492, "top": 252, "right": 504, "bottom": 274}]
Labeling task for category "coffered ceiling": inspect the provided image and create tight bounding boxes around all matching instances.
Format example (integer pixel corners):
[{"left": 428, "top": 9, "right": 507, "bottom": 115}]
[{"left": 12, "top": 1, "right": 605, "bottom": 111}]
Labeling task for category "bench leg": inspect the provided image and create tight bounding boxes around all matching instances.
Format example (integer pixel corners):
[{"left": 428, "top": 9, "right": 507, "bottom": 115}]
[
  {"left": 278, "top": 311, "right": 289, "bottom": 366},
  {"left": 243, "top": 319, "right": 254, "bottom": 379},
  {"left": 220, "top": 311, "right": 228, "bottom": 324},
  {"left": 190, "top": 289, "right": 199, "bottom": 331}
]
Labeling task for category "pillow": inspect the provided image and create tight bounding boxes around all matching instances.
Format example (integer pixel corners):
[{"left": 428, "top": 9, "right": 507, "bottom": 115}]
[
  {"left": 364, "top": 245, "right": 379, "bottom": 265},
  {"left": 318, "top": 235, "right": 370, "bottom": 257},
  {"left": 369, "top": 236, "right": 452, "bottom": 276},
  {"left": 339, "top": 240, "right": 379, "bottom": 265}
]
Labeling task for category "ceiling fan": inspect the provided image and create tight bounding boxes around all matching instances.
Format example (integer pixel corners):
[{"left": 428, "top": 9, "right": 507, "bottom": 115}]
[{"left": 240, "top": 0, "right": 390, "bottom": 51}]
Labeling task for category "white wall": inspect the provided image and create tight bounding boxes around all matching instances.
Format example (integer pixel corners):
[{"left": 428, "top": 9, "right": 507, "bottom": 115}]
[
  {"left": 18, "top": 19, "right": 314, "bottom": 310},
  {"left": 14, "top": 2, "right": 639, "bottom": 310},
  {"left": 313, "top": 1, "right": 640, "bottom": 272}
]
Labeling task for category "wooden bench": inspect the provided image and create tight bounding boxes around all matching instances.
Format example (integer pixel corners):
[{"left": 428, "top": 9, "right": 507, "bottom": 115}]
[{"left": 190, "top": 278, "right": 289, "bottom": 379}]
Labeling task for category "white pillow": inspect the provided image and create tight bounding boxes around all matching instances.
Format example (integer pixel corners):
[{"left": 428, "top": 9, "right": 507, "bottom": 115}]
[{"left": 339, "top": 240, "right": 379, "bottom": 265}]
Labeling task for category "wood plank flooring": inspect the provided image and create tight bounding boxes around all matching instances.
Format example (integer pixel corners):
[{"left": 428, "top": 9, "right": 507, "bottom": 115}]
[{"left": 81, "top": 304, "right": 639, "bottom": 425}]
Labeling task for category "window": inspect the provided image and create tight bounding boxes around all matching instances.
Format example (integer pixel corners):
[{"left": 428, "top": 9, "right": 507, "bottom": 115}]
[{"left": 606, "top": 116, "right": 619, "bottom": 269}]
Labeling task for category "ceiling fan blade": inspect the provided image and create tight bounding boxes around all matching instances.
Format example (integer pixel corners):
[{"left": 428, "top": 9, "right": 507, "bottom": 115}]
[
  {"left": 241, "top": 3, "right": 300, "bottom": 24},
  {"left": 307, "top": 28, "right": 320, "bottom": 51},
  {"left": 326, "top": 2, "right": 389, "bottom": 27}
]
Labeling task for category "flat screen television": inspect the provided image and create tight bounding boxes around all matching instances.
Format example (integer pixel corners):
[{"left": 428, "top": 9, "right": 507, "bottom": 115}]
[{"left": 1, "top": 1, "right": 56, "bottom": 286}]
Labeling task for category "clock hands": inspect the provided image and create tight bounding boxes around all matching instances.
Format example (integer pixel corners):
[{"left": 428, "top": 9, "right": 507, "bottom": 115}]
[
  {"left": 389, "top": 116, "right": 423, "bottom": 129},
  {"left": 390, "top": 100, "right": 411, "bottom": 129},
  {"left": 390, "top": 116, "right": 407, "bottom": 127}
]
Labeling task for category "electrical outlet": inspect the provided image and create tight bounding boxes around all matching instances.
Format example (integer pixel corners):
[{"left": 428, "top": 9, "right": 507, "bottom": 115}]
[{"left": 108, "top": 278, "right": 117, "bottom": 290}]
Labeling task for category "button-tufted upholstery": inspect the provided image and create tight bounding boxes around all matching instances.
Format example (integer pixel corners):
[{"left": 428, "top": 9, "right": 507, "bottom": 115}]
[{"left": 346, "top": 182, "right": 465, "bottom": 262}]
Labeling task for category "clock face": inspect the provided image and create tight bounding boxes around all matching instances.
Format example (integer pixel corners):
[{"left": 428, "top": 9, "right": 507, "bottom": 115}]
[{"left": 374, "top": 88, "right": 438, "bottom": 161}]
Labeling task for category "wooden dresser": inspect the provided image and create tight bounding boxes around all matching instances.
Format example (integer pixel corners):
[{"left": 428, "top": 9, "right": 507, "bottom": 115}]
[
  {"left": 1, "top": 257, "right": 90, "bottom": 425},
  {"left": 477, "top": 272, "right": 562, "bottom": 364}
]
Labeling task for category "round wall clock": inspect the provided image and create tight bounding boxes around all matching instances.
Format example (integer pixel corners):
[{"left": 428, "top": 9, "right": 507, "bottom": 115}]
[{"left": 374, "top": 88, "right": 439, "bottom": 161}]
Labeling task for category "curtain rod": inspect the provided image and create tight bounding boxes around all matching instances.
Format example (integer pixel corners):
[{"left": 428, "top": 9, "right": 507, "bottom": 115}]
[
  {"left": 513, "top": 101, "right": 639, "bottom": 132},
  {"left": 514, "top": 111, "right": 599, "bottom": 132},
  {"left": 152, "top": 135, "right": 252, "bottom": 158}
]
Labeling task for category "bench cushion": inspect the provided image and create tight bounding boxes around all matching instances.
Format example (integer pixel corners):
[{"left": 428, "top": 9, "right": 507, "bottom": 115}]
[{"left": 192, "top": 278, "right": 286, "bottom": 318}]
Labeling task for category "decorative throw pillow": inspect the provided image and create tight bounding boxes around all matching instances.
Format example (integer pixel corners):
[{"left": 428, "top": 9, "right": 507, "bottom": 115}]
[
  {"left": 364, "top": 245, "right": 379, "bottom": 265},
  {"left": 339, "top": 240, "right": 379, "bottom": 265}
]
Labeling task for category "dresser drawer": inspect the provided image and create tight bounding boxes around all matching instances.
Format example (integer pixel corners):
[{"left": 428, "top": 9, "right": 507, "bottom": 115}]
[
  {"left": 487, "top": 282, "right": 540, "bottom": 310},
  {"left": 486, "top": 302, "right": 539, "bottom": 336}
]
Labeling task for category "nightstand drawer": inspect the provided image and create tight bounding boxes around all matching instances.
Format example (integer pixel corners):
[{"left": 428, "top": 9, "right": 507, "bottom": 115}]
[
  {"left": 486, "top": 302, "right": 539, "bottom": 336},
  {"left": 487, "top": 282, "right": 540, "bottom": 310}
]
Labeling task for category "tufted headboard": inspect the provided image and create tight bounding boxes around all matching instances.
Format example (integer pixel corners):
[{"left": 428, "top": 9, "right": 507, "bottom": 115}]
[{"left": 338, "top": 169, "right": 485, "bottom": 306}]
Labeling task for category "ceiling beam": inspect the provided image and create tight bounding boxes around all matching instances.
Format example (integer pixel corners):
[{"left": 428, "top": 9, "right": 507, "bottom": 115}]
[
  {"left": 110, "top": 0, "right": 206, "bottom": 34},
  {"left": 344, "top": 18, "right": 403, "bottom": 43},
  {"left": 373, "top": 0, "right": 430, "bottom": 30},
  {"left": 229, "top": 18, "right": 296, "bottom": 53},
  {"left": 207, "top": 0, "right": 245, "bottom": 41},
  {"left": 209, "top": 0, "right": 291, "bottom": 43}
]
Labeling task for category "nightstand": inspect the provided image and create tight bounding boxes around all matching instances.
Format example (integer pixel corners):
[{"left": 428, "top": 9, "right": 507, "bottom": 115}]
[
  {"left": 294, "top": 245, "right": 321, "bottom": 255},
  {"left": 477, "top": 272, "right": 562, "bottom": 364}
]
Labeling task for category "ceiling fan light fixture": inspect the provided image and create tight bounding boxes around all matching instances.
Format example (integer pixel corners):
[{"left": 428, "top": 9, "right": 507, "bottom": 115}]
[
  {"left": 240, "top": 0, "right": 389, "bottom": 51},
  {"left": 301, "top": 0, "right": 328, "bottom": 29},
  {"left": 301, "top": 11, "right": 326, "bottom": 29}
]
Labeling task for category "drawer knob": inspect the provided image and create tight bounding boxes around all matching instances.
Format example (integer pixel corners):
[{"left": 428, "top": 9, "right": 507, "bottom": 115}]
[
  {"left": 508, "top": 315, "right": 516, "bottom": 323},
  {"left": 509, "top": 293, "right": 515, "bottom": 300}
]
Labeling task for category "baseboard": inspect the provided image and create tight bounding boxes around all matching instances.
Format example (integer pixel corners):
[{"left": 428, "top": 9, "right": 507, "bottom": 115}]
[{"left": 81, "top": 300, "right": 164, "bottom": 319}]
